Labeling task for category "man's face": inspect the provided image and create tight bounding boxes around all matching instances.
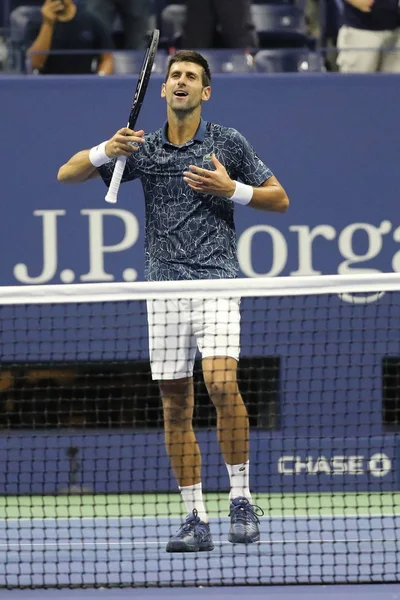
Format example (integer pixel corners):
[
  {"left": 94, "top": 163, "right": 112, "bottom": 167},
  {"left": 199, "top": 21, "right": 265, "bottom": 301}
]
[{"left": 161, "top": 61, "right": 211, "bottom": 114}]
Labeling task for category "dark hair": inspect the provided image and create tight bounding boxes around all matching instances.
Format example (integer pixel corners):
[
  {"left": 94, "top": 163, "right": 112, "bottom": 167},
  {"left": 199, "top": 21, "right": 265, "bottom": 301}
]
[{"left": 166, "top": 50, "right": 211, "bottom": 87}]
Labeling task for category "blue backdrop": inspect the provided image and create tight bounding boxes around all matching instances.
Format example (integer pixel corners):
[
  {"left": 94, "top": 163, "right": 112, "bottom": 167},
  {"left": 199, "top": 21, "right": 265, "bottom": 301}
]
[
  {"left": 1, "top": 74, "right": 400, "bottom": 285},
  {"left": 0, "top": 73, "right": 399, "bottom": 494}
]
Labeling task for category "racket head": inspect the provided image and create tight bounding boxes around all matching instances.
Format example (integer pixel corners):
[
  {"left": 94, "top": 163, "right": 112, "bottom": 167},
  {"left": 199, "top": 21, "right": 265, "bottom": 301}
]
[{"left": 128, "top": 29, "right": 160, "bottom": 130}]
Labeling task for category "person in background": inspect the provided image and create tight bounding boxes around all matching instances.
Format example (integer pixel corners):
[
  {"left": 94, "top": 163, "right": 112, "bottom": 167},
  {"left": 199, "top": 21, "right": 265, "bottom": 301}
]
[
  {"left": 84, "top": 0, "right": 149, "bottom": 49},
  {"left": 182, "top": 0, "right": 257, "bottom": 49},
  {"left": 337, "top": 0, "right": 400, "bottom": 71},
  {"left": 26, "top": 0, "right": 113, "bottom": 75}
]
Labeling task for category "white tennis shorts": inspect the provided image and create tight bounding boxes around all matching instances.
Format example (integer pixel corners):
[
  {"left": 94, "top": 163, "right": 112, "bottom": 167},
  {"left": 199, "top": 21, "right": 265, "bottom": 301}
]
[{"left": 146, "top": 298, "right": 241, "bottom": 380}]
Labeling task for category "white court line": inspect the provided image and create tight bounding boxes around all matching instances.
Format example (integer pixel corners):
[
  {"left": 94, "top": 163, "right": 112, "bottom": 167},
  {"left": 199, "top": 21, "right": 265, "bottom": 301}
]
[
  {"left": 0, "top": 538, "right": 397, "bottom": 548},
  {"left": 2, "top": 513, "right": 400, "bottom": 522}
]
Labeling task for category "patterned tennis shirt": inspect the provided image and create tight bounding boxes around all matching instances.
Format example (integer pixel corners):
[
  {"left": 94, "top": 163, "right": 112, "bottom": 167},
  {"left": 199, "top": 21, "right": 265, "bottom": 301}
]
[{"left": 99, "top": 118, "right": 272, "bottom": 281}]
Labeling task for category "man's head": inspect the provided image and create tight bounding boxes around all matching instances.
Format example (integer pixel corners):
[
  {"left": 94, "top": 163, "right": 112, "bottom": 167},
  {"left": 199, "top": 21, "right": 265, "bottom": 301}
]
[{"left": 161, "top": 51, "right": 212, "bottom": 115}]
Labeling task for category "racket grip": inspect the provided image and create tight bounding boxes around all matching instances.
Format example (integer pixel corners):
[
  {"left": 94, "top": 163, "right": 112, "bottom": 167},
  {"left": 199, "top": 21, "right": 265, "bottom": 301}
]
[{"left": 105, "top": 155, "right": 127, "bottom": 204}]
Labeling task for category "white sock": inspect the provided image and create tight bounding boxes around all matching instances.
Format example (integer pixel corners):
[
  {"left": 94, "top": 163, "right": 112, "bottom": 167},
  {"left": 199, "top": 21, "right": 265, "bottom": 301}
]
[
  {"left": 179, "top": 482, "right": 209, "bottom": 523},
  {"left": 226, "top": 461, "right": 252, "bottom": 503}
]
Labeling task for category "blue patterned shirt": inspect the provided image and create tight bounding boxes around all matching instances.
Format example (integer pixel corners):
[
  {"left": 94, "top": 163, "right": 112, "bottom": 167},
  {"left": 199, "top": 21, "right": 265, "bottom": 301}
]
[{"left": 99, "top": 119, "right": 272, "bottom": 281}]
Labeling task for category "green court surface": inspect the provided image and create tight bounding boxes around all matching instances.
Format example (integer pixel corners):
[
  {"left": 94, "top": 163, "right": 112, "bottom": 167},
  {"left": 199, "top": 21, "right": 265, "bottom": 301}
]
[{"left": 1, "top": 492, "right": 399, "bottom": 519}]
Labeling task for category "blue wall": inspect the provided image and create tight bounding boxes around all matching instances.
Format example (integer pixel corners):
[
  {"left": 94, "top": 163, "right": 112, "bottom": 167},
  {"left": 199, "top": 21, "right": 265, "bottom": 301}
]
[
  {"left": 1, "top": 74, "right": 400, "bottom": 285},
  {"left": 0, "top": 430, "right": 397, "bottom": 494},
  {"left": 0, "top": 74, "right": 399, "bottom": 494}
]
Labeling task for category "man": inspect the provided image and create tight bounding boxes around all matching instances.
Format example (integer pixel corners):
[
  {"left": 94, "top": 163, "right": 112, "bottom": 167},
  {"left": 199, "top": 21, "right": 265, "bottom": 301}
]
[
  {"left": 84, "top": 0, "right": 149, "bottom": 49},
  {"left": 57, "top": 50, "right": 289, "bottom": 552},
  {"left": 182, "top": 0, "right": 257, "bottom": 49},
  {"left": 26, "top": 0, "right": 113, "bottom": 75},
  {"left": 337, "top": 0, "right": 400, "bottom": 72}
]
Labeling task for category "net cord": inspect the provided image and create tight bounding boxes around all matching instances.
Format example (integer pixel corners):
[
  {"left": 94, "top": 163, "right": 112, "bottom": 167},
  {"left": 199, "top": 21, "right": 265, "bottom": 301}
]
[{"left": 0, "top": 272, "right": 399, "bottom": 305}]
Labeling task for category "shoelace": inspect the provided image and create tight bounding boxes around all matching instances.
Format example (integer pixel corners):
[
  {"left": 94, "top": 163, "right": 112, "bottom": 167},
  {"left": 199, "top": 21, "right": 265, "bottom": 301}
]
[
  {"left": 176, "top": 509, "right": 200, "bottom": 535},
  {"left": 229, "top": 501, "right": 264, "bottom": 524}
]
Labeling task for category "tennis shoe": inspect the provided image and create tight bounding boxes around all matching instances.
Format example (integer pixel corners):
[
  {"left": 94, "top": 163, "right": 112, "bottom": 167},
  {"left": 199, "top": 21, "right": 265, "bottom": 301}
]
[
  {"left": 228, "top": 497, "right": 264, "bottom": 544},
  {"left": 166, "top": 509, "right": 214, "bottom": 552}
]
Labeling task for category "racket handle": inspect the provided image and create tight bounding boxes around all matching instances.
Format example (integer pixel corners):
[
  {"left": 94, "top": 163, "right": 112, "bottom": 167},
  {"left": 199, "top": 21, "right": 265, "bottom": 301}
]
[{"left": 105, "top": 155, "right": 127, "bottom": 204}]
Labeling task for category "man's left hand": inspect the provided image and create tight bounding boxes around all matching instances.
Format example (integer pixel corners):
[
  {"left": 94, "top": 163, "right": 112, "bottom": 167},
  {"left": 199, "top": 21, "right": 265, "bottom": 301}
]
[{"left": 184, "top": 154, "right": 235, "bottom": 198}]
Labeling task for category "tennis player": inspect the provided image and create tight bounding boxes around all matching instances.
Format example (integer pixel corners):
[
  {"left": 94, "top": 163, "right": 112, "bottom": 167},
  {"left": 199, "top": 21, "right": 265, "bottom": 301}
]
[{"left": 58, "top": 50, "right": 289, "bottom": 552}]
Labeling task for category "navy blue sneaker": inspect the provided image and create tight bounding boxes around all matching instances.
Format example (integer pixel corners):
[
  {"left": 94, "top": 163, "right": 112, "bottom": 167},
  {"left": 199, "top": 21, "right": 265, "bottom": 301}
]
[
  {"left": 166, "top": 509, "right": 214, "bottom": 553},
  {"left": 228, "top": 497, "right": 264, "bottom": 544}
]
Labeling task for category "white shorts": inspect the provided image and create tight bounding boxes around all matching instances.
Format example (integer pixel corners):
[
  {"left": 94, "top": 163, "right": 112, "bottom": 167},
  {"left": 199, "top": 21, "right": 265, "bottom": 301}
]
[{"left": 146, "top": 297, "right": 241, "bottom": 380}]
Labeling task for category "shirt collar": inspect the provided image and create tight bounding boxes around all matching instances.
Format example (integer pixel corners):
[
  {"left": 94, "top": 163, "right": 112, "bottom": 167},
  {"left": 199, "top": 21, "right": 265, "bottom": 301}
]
[{"left": 161, "top": 118, "right": 207, "bottom": 147}]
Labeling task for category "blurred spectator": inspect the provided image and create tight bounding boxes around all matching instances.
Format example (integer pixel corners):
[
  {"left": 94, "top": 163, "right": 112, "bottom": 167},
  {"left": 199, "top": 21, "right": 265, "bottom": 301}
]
[
  {"left": 0, "top": 35, "right": 7, "bottom": 71},
  {"left": 84, "top": 0, "right": 149, "bottom": 49},
  {"left": 26, "top": 0, "right": 113, "bottom": 74},
  {"left": 182, "top": 0, "right": 257, "bottom": 49},
  {"left": 337, "top": 0, "right": 400, "bottom": 71}
]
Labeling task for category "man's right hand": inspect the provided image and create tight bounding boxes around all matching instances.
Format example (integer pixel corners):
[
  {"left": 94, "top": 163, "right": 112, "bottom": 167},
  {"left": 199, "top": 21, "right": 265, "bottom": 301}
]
[
  {"left": 105, "top": 128, "right": 145, "bottom": 158},
  {"left": 349, "top": 0, "right": 374, "bottom": 12},
  {"left": 41, "top": 0, "right": 63, "bottom": 24}
]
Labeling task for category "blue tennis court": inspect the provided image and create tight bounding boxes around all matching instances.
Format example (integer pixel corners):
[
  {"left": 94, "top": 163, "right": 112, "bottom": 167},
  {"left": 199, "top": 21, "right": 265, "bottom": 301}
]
[
  {"left": 1, "top": 514, "right": 399, "bottom": 588},
  {"left": 0, "top": 584, "right": 399, "bottom": 600}
]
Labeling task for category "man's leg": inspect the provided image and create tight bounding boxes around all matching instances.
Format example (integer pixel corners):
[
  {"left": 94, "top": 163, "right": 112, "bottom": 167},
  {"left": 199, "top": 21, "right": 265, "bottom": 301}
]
[
  {"left": 202, "top": 356, "right": 251, "bottom": 501},
  {"left": 147, "top": 298, "right": 213, "bottom": 552},
  {"left": 215, "top": 0, "right": 258, "bottom": 49},
  {"left": 194, "top": 297, "right": 250, "bottom": 500},
  {"left": 182, "top": 0, "right": 216, "bottom": 49},
  {"left": 336, "top": 25, "right": 384, "bottom": 72},
  {"left": 159, "top": 376, "right": 208, "bottom": 520},
  {"left": 196, "top": 297, "right": 261, "bottom": 544},
  {"left": 85, "top": 0, "right": 116, "bottom": 35},
  {"left": 116, "top": 0, "right": 149, "bottom": 49},
  {"left": 380, "top": 29, "right": 400, "bottom": 72},
  {"left": 160, "top": 378, "right": 214, "bottom": 552},
  {"left": 202, "top": 355, "right": 261, "bottom": 544}
]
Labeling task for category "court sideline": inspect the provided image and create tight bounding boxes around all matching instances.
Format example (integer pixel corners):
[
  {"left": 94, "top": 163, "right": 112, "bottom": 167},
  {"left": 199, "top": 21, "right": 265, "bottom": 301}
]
[{"left": 0, "top": 584, "right": 399, "bottom": 599}]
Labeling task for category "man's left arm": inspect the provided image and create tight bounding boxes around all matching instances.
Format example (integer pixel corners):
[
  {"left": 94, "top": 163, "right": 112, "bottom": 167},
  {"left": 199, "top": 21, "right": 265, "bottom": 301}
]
[{"left": 247, "top": 175, "right": 289, "bottom": 213}]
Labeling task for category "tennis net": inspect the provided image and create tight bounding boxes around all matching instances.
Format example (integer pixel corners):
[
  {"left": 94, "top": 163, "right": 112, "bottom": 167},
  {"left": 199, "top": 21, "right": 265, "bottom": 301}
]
[{"left": 0, "top": 273, "right": 399, "bottom": 588}]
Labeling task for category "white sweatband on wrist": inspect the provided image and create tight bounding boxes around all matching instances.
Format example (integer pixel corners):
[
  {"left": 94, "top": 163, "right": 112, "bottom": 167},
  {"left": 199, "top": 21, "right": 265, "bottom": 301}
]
[
  {"left": 229, "top": 180, "right": 253, "bottom": 205},
  {"left": 89, "top": 141, "right": 110, "bottom": 167}
]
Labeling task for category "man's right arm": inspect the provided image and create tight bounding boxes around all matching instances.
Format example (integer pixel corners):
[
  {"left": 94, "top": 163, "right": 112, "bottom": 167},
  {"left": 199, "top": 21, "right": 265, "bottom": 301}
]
[
  {"left": 57, "top": 128, "right": 144, "bottom": 184},
  {"left": 57, "top": 149, "right": 100, "bottom": 183}
]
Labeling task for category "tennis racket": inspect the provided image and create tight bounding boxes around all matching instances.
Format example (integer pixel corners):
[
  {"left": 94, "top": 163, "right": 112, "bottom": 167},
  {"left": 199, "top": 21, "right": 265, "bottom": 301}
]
[{"left": 105, "top": 29, "right": 160, "bottom": 204}]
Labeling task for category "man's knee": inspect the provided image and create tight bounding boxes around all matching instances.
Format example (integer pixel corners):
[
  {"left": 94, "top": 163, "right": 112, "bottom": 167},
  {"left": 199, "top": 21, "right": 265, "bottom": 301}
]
[
  {"left": 203, "top": 371, "right": 240, "bottom": 408},
  {"left": 159, "top": 377, "right": 194, "bottom": 427},
  {"left": 159, "top": 377, "right": 191, "bottom": 398}
]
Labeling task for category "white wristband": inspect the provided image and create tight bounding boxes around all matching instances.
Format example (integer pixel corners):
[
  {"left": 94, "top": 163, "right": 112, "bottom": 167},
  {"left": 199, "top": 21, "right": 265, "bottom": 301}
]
[
  {"left": 89, "top": 141, "right": 110, "bottom": 167},
  {"left": 229, "top": 180, "right": 253, "bottom": 206}
]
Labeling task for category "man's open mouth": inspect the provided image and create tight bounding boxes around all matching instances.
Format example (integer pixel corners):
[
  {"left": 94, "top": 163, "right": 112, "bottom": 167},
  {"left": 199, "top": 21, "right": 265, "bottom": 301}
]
[{"left": 174, "top": 90, "right": 188, "bottom": 97}]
